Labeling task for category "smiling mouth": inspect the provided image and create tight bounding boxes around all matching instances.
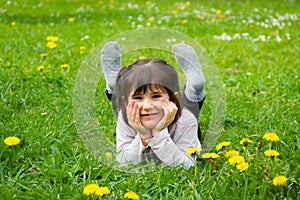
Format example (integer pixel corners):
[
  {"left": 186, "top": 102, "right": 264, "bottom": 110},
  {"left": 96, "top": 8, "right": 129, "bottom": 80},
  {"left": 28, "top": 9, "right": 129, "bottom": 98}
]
[{"left": 140, "top": 113, "right": 157, "bottom": 117}]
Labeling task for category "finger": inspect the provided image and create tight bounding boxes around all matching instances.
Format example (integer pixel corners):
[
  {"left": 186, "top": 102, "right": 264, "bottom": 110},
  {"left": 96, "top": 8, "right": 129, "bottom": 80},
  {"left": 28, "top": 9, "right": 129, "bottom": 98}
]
[
  {"left": 127, "top": 101, "right": 136, "bottom": 123},
  {"left": 134, "top": 102, "right": 140, "bottom": 124}
]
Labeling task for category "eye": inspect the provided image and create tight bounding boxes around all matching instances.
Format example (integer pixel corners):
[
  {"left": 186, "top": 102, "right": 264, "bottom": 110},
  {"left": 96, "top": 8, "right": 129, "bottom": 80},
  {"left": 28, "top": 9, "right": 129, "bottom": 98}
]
[{"left": 152, "top": 94, "right": 162, "bottom": 98}]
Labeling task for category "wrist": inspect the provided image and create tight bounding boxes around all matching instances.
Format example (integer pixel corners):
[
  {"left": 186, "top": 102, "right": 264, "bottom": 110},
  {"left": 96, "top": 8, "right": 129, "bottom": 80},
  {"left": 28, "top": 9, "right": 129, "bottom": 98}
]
[{"left": 152, "top": 128, "right": 165, "bottom": 136}]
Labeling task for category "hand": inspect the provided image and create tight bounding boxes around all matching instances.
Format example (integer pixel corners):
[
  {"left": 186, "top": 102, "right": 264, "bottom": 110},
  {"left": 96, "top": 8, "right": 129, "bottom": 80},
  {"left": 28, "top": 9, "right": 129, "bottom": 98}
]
[
  {"left": 126, "top": 101, "right": 152, "bottom": 138},
  {"left": 152, "top": 98, "right": 178, "bottom": 136}
]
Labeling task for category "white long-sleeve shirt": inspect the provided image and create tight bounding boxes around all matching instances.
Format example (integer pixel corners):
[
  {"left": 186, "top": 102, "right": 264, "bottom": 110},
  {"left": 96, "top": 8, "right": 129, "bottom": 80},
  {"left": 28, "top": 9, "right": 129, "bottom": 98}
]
[{"left": 116, "top": 108, "right": 201, "bottom": 169}]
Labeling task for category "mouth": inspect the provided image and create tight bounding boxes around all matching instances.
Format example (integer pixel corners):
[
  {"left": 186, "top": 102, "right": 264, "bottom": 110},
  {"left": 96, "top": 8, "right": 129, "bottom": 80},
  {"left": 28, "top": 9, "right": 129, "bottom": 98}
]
[{"left": 140, "top": 113, "right": 158, "bottom": 117}]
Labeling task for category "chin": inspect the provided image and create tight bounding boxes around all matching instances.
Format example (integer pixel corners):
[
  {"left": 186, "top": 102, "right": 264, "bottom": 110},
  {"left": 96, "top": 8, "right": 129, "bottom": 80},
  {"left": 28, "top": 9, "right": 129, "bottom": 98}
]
[{"left": 141, "top": 122, "right": 158, "bottom": 130}]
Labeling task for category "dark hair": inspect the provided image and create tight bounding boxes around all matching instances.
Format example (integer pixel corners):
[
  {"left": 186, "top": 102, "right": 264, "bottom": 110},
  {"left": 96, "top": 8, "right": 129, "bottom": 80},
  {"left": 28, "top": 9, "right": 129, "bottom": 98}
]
[{"left": 112, "top": 59, "right": 182, "bottom": 128}]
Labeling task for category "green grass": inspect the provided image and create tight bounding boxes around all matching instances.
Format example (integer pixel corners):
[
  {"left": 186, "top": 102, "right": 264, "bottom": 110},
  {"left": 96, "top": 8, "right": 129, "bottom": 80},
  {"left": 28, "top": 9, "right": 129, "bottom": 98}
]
[{"left": 1, "top": 0, "right": 299, "bottom": 199}]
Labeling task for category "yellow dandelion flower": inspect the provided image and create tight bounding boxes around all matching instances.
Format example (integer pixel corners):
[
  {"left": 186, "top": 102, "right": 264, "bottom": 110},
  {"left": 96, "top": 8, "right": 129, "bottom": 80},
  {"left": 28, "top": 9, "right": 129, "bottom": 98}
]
[
  {"left": 263, "top": 132, "right": 279, "bottom": 142},
  {"left": 145, "top": 1, "right": 151, "bottom": 6},
  {"left": 175, "top": 5, "right": 181, "bottom": 10},
  {"left": 139, "top": 56, "right": 147, "bottom": 60},
  {"left": 181, "top": 19, "right": 188, "bottom": 25},
  {"left": 37, "top": 66, "right": 45, "bottom": 72},
  {"left": 109, "top": 0, "right": 114, "bottom": 4},
  {"left": 83, "top": 183, "right": 99, "bottom": 195},
  {"left": 124, "top": 191, "right": 139, "bottom": 200},
  {"left": 202, "top": 153, "right": 220, "bottom": 159},
  {"left": 205, "top": 12, "right": 211, "bottom": 17},
  {"left": 272, "top": 175, "right": 288, "bottom": 186},
  {"left": 61, "top": 64, "right": 70, "bottom": 70},
  {"left": 186, "top": 147, "right": 201, "bottom": 155},
  {"left": 196, "top": 15, "right": 202, "bottom": 20},
  {"left": 228, "top": 155, "right": 245, "bottom": 166},
  {"left": 173, "top": 10, "right": 178, "bottom": 15},
  {"left": 236, "top": 162, "right": 249, "bottom": 172},
  {"left": 148, "top": 17, "right": 154, "bottom": 23},
  {"left": 216, "top": 9, "right": 222, "bottom": 15},
  {"left": 68, "top": 17, "right": 75, "bottom": 23},
  {"left": 215, "top": 141, "right": 230, "bottom": 151},
  {"left": 240, "top": 138, "right": 253, "bottom": 146},
  {"left": 80, "top": 46, "right": 86, "bottom": 54},
  {"left": 218, "top": 15, "right": 226, "bottom": 21},
  {"left": 11, "top": 21, "right": 16, "bottom": 26},
  {"left": 80, "top": 46, "right": 86, "bottom": 51},
  {"left": 52, "top": 36, "right": 59, "bottom": 42},
  {"left": 46, "top": 36, "right": 59, "bottom": 42},
  {"left": 184, "top": 1, "right": 191, "bottom": 7},
  {"left": 40, "top": 53, "right": 47, "bottom": 58},
  {"left": 95, "top": 186, "right": 110, "bottom": 197},
  {"left": 264, "top": 149, "right": 279, "bottom": 157},
  {"left": 47, "top": 41, "right": 57, "bottom": 49},
  {"left": 4, "top": 136, "right": 21, "bottom": 146},
  {"left": 105, "top": 152, "right": 113, "bottom": 159},
  {"left": 225, "top": 150, "right": 239, "bottom": 158}
]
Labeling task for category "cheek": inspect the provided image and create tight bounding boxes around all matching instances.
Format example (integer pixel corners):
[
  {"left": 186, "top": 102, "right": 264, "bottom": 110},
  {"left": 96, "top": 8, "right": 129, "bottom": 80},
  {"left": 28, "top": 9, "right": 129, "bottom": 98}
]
[{"left": 152, "top": 101, "right": 163, "bottom": 108}]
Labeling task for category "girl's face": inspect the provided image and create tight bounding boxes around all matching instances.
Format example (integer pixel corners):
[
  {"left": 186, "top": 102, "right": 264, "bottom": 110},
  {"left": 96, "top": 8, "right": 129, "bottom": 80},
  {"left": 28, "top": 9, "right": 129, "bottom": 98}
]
[{"left": 128, "top": 85, "right": 170, "bottom": 129}]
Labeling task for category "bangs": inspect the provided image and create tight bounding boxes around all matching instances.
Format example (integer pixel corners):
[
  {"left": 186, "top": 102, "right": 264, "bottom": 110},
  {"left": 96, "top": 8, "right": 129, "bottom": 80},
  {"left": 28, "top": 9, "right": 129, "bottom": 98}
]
[{"left": 133, "top": 83, "right": 166, "bottom": 95}]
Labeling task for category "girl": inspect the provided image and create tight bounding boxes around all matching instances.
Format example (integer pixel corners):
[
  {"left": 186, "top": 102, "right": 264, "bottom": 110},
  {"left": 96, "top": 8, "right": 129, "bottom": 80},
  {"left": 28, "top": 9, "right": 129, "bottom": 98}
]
[{"left": 101, "top": 42, "right": 205, "bottom": 169}]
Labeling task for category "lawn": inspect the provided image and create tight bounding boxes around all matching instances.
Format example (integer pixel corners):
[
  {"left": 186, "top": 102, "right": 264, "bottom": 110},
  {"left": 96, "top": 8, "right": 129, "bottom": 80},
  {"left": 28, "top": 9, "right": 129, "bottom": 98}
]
[{"left": 0, "top": 0, "right": 299, "bottom": 199}]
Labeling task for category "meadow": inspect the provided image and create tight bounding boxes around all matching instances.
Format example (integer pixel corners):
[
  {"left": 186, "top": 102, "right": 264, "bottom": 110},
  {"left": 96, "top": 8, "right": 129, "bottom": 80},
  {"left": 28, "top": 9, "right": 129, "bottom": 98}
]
[{"left": 0, "top": 0, "right": 299, "bottom": 199}]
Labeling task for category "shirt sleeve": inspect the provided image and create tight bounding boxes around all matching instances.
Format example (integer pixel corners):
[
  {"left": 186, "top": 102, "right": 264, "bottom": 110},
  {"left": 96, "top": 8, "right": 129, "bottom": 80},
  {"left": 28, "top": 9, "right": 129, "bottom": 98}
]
[
  {"left": 146, "top": 109, "right": 201, "bottom": 169},
  {"left": 116, "top": 112, "right": 147, "bottom": 163}
]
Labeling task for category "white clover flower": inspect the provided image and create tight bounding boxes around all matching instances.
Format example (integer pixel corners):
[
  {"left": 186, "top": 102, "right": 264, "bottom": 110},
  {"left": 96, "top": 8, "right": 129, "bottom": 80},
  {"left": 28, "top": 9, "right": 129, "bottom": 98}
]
[
  {"left": 137, "top": 15, "right": 144, "bottom": 21},
  {"left": 258, "top": 35, "right": 266, "bottom": 42},
  {"left": 213, "top": 35, "right": 221, "bottom": 40},
  {"left": 233, "top": 33, "right": 241, "bottom": 39},
  {"left": 276, "top": 35, "right": 282, "bottom": 42}
]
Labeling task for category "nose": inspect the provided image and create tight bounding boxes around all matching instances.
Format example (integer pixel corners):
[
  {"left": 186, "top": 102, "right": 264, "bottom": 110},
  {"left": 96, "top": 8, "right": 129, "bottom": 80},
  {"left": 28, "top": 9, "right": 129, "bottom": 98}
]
[{"left": 141, "top": 98, "right": 153, "bottom": 111}]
